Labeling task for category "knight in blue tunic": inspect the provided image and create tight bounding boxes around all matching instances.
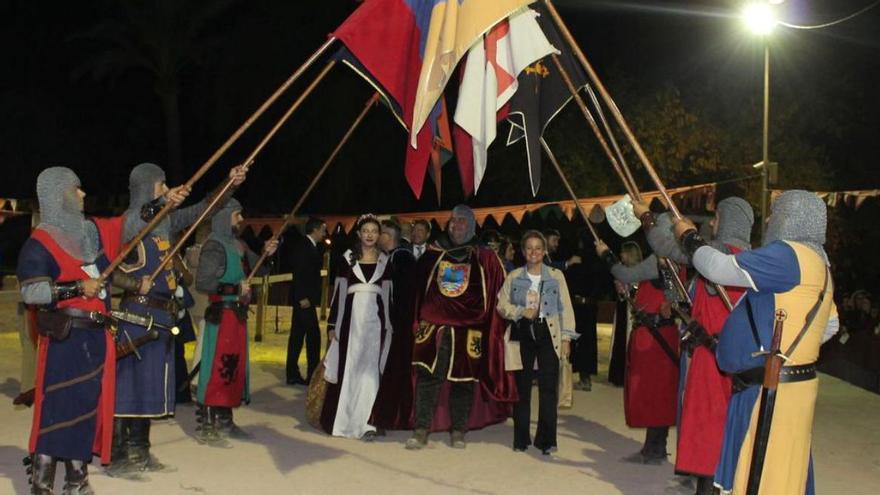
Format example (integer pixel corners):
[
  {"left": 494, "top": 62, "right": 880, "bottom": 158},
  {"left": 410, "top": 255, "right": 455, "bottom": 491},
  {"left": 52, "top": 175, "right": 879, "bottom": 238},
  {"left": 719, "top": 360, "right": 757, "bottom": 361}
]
[{"left": 108, "top": 163, "right": 246, "bottom": 476}]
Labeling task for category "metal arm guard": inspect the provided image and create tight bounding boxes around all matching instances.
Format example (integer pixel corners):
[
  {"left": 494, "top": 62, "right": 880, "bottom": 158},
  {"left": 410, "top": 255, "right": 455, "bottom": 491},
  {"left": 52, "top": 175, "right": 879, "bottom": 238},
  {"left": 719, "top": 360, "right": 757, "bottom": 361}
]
[
  {"left": 680, "top": 229, "right": 707, "bottom": 259},
  {"left": 111, "top": 271, "right": 142, "bottom": 293},
  {"left": 51, "top": 281, "right": 84, "bottom": 302}
]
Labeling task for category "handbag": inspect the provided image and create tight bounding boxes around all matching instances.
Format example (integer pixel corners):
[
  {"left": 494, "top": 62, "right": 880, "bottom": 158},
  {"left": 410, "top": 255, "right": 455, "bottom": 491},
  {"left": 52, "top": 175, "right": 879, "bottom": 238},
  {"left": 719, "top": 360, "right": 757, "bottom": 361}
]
[
  {"left": 305, "top": 361, "right": 329, "bottom": 430},
  {"left": 558, "top": 358, "right": 573, "bottom": 409}
]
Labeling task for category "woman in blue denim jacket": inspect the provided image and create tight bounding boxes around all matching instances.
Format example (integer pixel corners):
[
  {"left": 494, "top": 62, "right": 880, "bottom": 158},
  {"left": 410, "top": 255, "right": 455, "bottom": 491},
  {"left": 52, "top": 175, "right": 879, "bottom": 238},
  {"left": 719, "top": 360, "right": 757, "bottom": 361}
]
[{"left": 497, "top": 230, "right": 576, "bottom": 454}]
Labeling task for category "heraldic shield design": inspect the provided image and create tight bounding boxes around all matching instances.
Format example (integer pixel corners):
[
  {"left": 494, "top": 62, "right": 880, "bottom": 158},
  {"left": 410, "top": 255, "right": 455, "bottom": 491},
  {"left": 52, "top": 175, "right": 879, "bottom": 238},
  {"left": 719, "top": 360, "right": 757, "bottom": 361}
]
[{"left": 437, "top": 260, "right": 471, "bottom": 298}]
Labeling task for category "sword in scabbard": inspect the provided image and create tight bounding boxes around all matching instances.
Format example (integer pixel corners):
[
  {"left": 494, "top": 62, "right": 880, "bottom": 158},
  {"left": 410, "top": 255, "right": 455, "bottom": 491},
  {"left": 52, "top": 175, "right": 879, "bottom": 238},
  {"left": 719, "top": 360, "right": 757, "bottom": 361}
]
[
  {"left": 115, "top": 329, "right": 155, "bottom": 360},
  {"left": 97, "top": 310, "right": 181, "bottom": 336},
  {"left": 90, "top": 310, "right": 180, "bottom": 360},
  {"left": 746, "top": 308, "right": 788, "bottom": 495}
]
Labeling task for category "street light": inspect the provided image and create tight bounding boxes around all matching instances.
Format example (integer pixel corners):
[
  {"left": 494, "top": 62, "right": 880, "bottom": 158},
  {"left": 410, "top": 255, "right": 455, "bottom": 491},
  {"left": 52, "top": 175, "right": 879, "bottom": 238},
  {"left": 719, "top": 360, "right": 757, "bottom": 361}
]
[{"left": 741, "top": 2, "right": 778, "bottom": 238}]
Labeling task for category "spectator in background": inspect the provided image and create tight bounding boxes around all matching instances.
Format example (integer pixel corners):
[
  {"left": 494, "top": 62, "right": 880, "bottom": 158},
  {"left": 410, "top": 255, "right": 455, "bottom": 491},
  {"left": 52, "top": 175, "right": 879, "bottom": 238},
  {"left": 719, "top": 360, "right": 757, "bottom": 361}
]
[
  {"left": 371, "top": 220, "right": 417, "bottom": 431},
  {"left": 566, "top": 232, "right": 607, "bottom": 392},
  {"left": 286, "top": 217, "right": 327, "bottom": 385},
  {"left": 480, "top": 229, "right": 502, "bottom": 251},
  {"left": 608, "top": 241, "right": 643, "bottom": 387},
  {"left": 399, "top": 219, "right": 413, "bottom": 250},
  {"left": 411, "top": 219, "right": 431, "bottom": 261},
  {"left": 544, "top": 229, "right": 581, "bottom": 271},
  {"left": 498, "top": 237, "right": 517, "bottom": 273}
]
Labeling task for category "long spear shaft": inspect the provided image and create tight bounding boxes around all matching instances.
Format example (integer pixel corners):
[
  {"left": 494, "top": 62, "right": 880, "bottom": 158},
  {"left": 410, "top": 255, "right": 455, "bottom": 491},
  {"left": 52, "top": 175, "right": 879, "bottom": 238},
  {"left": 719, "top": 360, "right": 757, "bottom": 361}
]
[
  {"left": 544, "top": 0, "right": 679, "bottom": 217},
  {"left": 544, "top": 0, "right": 733, "bottom": 311},
  {"left": 146, "top": 61, "right": 337, "bottom": 284},
  {"left": 540, "top": 137, "right": 599, "bottom": 241},
  {"left": 583, "top": 82, "right": 641, "bottom": 200},
  {"left": 549, "top": 53, "right": 640, "bottom": 200},
  {"left": 245, "top": 92, "right": 381, "bottom": 284},
  {"left": 99, "top": 37, "right": 337, "bottom": 284},
  {"left": 541, "top": 138, "right": 646, "bottom": 311}
]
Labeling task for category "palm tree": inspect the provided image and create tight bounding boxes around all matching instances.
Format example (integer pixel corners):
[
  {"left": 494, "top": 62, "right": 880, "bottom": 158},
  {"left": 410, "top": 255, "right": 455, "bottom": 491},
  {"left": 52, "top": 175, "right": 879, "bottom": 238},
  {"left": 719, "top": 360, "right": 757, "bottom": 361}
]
[{"left": 70, "top": 0, "right": 245, "bottom": 182}]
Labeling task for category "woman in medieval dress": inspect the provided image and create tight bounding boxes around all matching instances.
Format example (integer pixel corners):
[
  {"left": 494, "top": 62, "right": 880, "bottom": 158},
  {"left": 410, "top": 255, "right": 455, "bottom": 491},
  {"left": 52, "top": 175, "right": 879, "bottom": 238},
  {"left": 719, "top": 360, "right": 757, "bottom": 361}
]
[{"left": 319, "top": 214, "right": 393, "bottom": 440}]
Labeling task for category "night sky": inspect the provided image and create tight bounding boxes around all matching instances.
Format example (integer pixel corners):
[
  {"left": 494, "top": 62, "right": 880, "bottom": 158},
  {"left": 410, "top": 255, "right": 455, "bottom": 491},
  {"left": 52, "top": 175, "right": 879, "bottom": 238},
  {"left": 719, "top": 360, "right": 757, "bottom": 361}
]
[{"left": 1, "top": 0, "right": 878, "bottom": 217}]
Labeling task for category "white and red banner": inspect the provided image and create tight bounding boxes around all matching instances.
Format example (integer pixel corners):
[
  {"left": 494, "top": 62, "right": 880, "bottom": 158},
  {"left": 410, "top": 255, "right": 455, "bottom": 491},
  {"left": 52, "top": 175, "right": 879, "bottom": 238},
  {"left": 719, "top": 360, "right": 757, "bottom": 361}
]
[{"left": 453, "top": 8, "right": 558, "bottom": 195}]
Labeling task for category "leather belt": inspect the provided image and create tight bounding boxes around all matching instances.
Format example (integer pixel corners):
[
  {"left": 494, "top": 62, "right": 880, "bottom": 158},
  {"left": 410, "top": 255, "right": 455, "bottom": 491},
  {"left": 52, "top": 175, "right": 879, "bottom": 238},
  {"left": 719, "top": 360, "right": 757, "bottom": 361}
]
[
  {"left": 122, "top": 294, "right": 179, "bottom": 315},
  {"left": 209, "top": 301, "right": 248, "bottom": 311},
  {"left": 216, "top": 283, "right": 239, "bottom": 296},
  {"left": 57, "top": 308, "right": 107, "bottom": 329},
  {"left": 732, "top": 362, "right": 817, "bottom": 394}
]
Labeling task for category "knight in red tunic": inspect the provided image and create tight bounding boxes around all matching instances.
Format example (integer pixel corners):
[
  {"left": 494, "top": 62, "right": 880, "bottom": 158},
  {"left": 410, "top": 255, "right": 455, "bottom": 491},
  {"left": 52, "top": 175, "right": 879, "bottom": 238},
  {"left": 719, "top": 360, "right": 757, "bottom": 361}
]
[
  {"left": 16, "top": 167, "right": 123, "bottom": 494},
  {"left": 596, "top": 212, "right": 687, "bottom": 465},
  {"left": 670, "top": 198, "right": 753, "bottom": 494},
  {"left": 405, "top": 205, "right": 517, "bottom": 450}
]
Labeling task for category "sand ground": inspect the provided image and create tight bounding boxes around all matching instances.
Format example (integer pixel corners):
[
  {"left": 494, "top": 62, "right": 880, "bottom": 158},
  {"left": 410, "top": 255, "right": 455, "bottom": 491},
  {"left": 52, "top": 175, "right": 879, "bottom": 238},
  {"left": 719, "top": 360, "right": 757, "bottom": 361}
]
[{"left": 0, "top": 295, "right": 877, "bottom": 494}]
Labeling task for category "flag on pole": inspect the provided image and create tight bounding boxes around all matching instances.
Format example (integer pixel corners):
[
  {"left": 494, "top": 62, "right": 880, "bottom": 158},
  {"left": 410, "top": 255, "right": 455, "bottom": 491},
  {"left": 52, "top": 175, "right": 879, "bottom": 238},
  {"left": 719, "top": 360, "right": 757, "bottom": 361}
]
[
  {"left": 506, "top": 3, "right": 589, "bottom": 196},
  {"left": 453, "top": 7, "right": 557, "bottom": 196},
  {"left": 333, "top": 0, "right": 535, "bottom": 198}
]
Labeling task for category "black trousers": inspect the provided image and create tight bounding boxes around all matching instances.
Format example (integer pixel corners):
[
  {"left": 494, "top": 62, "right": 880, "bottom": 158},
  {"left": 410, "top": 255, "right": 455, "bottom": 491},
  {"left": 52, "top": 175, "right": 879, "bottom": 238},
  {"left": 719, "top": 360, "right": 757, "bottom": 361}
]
[
  {"left": 608, "top": 300, "right": 628, "bottom": 387},
  {"left": 572, "top": 304, "right": 598, "bottom": 375},
  {"left": 513, "top": 321, "right": 559, "bottom": 450},
  {"left": 413, "top": 330, "right": 474, "bottom": 432},
  {"left": 286, "top": 305, "right": 320, "bottom": 381}
]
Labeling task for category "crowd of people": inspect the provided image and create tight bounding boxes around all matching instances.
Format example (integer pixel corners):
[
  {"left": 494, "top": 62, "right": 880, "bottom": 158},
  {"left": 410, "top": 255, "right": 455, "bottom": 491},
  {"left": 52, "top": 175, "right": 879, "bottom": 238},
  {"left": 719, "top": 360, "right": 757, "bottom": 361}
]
[{"left": 12, "top": 161, "right": 841, "bottom": 495}]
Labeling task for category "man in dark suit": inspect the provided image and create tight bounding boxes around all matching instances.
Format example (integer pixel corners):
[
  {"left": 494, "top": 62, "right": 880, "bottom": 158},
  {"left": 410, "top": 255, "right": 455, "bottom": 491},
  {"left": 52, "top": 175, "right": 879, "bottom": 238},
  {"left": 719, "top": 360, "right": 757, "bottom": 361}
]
[
  {"left": 410, "top": 219, "right": 431, "bottom": 261},
  {"left": 286, "top": 217, "right": 327, "bottom": 385}
]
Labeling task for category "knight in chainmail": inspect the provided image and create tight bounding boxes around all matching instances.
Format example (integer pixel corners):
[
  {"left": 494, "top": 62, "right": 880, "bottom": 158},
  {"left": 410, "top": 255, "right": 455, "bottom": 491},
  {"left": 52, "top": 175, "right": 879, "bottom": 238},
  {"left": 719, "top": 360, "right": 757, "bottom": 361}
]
[
  {"left": 16, "top": 167, "right": 124, "bottom": 493},
  {"left": 109, "top": 162, "right": 244, "bottom": 476},
  {"left": 192, "top": 198, "right": 275, "bottom": 444},
  {"left": 675, "top": 190, "right": 839, "bottom": 494},
  {"left": 594, "top": 213, "right": 684, "bottom": 465},
  {"left": 641, "top": 197, "right": 754, "bottom": 494},
  {"left": 405, "top": 205, "right": 515, "bottom": 450}
]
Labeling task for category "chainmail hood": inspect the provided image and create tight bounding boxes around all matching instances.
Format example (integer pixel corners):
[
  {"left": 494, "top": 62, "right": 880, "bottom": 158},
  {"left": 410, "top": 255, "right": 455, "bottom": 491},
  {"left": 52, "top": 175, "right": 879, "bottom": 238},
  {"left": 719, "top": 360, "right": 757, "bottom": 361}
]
[
  {"left": 764, "top": 190, "right": 828, "bottom": 264},
  {"left": 124, "top": 162, "right": 170, "bottom": 241},
  {"left": 36, "top": 167, "right": 98, "bottom": 261},
  {"left": 208, "top": 197, "right": 242, "bottom": 244}
]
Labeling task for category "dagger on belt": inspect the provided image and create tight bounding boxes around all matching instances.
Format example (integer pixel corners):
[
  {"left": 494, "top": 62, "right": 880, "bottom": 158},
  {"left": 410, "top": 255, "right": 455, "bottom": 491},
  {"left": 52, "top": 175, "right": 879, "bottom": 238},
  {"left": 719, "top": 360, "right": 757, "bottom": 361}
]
[{"left": 89, "top": 310, "right": 180, "bottom": 360}]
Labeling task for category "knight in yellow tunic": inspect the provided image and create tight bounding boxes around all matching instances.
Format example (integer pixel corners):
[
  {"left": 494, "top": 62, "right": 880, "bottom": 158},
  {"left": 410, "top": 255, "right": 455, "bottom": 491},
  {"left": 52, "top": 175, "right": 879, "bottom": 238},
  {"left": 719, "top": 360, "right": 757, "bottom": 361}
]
[{"left": 674, "top": 190, "right": 839, "bottom": 494}]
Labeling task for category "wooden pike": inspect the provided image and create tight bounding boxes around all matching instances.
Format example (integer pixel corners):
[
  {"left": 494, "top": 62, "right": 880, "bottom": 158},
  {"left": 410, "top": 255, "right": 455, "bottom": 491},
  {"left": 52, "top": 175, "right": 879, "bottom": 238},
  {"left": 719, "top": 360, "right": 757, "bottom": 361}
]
[
  {"left": 145, "top": 61, "right": 338, "bottom": 284},
  {"left": 244, "top": 92, "right": 382, "bottom": 284},
  {"left": 98, "top": 37, "right": 337, "bottom": 284}
]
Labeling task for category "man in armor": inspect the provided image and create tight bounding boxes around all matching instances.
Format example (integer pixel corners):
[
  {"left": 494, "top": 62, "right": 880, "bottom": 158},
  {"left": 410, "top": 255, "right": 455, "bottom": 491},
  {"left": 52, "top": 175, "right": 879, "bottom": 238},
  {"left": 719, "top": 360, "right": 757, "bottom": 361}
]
[
  {"left": 673, "top": 191, "right": 838, "bottom": 494},
  {"left": 108, "top": 162, "right": 246, "bottom": 475},
  {"left": 17, "top": 167, "right": 124, "bottom": 493},
  {"left": 406, "top": 205, "right": 516, "bottom": 450},
  {"left": 595, "top": 212, "right": 686, "bottom": 465},
  {"left": 193, "top": 198, "right": 276, "bottom": 443}
]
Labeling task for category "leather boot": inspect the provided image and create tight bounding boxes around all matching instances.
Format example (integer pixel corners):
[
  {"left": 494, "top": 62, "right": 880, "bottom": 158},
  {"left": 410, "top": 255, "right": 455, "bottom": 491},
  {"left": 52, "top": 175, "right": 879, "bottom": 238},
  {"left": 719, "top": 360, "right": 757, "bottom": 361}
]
[
  {"left": 216, "top": 407, "right": 252, "bottom": 439},
  {"left": 695, "top": 476, "right": 716, "bottom": 495},
  {"left": 30, "top": 454, "right": 56, "bottom": 495},
  {"left": 622, "top": 427, "right": 668, "bottom": 465},
  {"left": 643, "top": 426, "right": 669, "bottom": 463},
  {"left": 449, "top": 430, "right": 466, "bottom": 449},
  {"left": 128, "top": 419, "right": 174, "bottom": 472},
  {"left": 196, "top": 406, "right": 229, "bottom": 447},
  {"left": 106, "top": 418, "right": 129, "bottom": 472},
  {"left": 61, "top": 460, "right": 93, "bottom": 495},
  {"left": 405, "top": 429, "right": 429, "bottom": 450}
]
